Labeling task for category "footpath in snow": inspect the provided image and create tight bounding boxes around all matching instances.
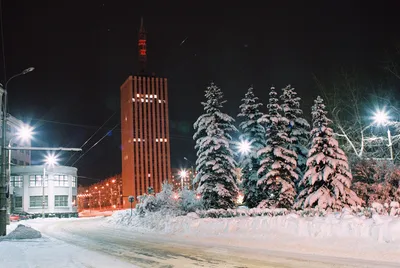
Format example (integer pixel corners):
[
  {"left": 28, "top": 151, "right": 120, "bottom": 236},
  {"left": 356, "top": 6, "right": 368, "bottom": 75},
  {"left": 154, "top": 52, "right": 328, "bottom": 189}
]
[
  {"left": 0, "top": 219, "right": 135, "bottom": 268},
  {"left": 107, "top": 208, "right": 400, "bottom": 264}
]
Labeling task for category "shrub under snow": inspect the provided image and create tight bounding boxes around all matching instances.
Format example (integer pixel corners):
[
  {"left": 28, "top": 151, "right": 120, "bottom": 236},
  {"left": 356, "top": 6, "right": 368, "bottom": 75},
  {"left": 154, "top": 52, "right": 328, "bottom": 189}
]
[{"left": 136, "top": 182, "right": 202, "bottom": 216}]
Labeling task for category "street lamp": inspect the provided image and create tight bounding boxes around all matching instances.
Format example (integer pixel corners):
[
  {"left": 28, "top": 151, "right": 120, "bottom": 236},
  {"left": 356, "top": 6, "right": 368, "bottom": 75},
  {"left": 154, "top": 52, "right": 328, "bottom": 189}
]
[
  {"left": 179, "top": 169, "right": 188, "bottom": 190},
  {"left": 373, "top": 109, "right": 389, "bottom": 126},
  {"left": 1, "top": 67, "right": 35, "bottom": 236},
  {"left": 238, "top": 140, "right": 251, "bottom": 155},
  {"left": 7, "top": 124, "right": 33, "bottom": 215},
  {"left": 42, "top": 153, "right": 59, "bottom": 218},
  {"left": 372, "top": 109, "right": 394, "bottom": 160},
  {"left": 183, "top": 157, "right": 196, "bottom": 190}
]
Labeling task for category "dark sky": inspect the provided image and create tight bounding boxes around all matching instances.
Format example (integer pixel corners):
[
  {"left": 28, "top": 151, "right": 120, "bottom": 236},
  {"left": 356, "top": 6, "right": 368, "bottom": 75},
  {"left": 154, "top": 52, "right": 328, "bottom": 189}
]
[{"left": 1, "top": 1, "right": 400, "bottom": 185}]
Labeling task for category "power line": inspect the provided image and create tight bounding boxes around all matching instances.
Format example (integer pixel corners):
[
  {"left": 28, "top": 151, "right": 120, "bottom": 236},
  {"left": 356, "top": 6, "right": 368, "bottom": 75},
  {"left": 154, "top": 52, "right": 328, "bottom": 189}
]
[
  {"left": 71, "top": 123, "right": 120, "bottom": 167},
  {"left": 64, "top": 112, "right": 116, "bottom": 165},
  {"left": 30, "top": 117, "right": 194, "bottom": 141}
]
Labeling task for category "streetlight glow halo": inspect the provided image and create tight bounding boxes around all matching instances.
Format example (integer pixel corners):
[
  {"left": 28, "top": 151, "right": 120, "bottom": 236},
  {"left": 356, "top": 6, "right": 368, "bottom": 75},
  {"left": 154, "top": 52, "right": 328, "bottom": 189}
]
[
  {"left": 179, "top": 169, "right": 188, "bottom": 178},
  {"left": 373, "top": 109, "right": 390, "bottom": 126},
  {"left": 16, "top": 124, "right": 34, "bottom": 142},
  {"left": 238, "top": 140, "right": 252, "bottom": 155},
  {"left": 44, "top": 152, "right": 59, "bottom": 167}
]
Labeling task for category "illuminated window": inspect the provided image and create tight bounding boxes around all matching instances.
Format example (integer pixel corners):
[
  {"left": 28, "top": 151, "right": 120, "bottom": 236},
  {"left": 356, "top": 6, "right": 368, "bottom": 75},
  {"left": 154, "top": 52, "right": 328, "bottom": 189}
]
[{"left": 54, "top": 175, "right": 69, "bottom": 187}]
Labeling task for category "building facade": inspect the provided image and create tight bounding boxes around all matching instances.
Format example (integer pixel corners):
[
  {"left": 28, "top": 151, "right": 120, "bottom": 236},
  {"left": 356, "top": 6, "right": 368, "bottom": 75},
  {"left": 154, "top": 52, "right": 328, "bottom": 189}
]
[
  {"left": 10, "top": 165, "right": 78, "bottom": 217},
  {"left": 120, "top": 19, "right": 171, "bottom": 207},
  {"left": 77, "top": 174, "right": 123, "bottom": 210}
]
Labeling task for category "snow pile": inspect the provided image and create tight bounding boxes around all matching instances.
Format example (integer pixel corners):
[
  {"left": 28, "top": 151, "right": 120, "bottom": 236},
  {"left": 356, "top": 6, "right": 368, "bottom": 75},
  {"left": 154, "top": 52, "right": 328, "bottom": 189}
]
[
  {"left": 196, "top": 208, "right": 289, "bottom": 218},
  {"left": 2, "top": 224, "right": 41, "bottom": 240},
  {"left": 108, "top": 208, "right": 400, "bottom": 244},
  {"left": 107, "top": 209, "right": 180, "bottom": 233},
  {"left": 79, "top": 210, "right": 114, "bottom": 217}
]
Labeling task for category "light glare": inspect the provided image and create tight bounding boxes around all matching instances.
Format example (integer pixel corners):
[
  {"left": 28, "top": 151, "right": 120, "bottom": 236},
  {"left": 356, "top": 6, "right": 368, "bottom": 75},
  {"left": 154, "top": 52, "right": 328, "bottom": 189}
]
[
  {"left": 44, "top": 153, "right": 59, "bottom": 167},
  {"left": 179, "top": 169, "right": 188, "bottom": 178},
  {"left": 238, "top": 140, "right": 251, "bottom": 155},
  {"left": 373, "top": 109, "right": 389, "bottom": 125},
  {"left": 16, "top": 125, "right": 33, "bottom": 141}
]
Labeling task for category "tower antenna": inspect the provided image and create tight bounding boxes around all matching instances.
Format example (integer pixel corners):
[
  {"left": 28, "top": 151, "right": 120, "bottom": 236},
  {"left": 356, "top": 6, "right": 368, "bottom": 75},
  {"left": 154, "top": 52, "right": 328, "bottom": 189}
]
[{"left": 138, "top": 17, "right": 147, "bottom": 74}]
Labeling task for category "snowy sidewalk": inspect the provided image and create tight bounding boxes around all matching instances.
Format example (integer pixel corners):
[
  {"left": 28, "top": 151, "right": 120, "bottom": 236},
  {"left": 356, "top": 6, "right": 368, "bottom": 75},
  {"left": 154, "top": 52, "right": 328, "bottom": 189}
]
[{"left": 0, "top": 222, "right": 136, "bottom": 268}]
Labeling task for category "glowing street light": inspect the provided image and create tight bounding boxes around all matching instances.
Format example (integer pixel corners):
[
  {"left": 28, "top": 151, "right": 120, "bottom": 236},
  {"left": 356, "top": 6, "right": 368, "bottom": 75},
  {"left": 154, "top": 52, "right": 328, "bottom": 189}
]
[
  {"left": 372, "top": 109, "right": 394, "bottom": 160},
  {"left": 42, "top": 153, "right": 59, "bottom": 218},
  {"left": 373, "top": 109, "right": 389, "bottom": 126},
  {"left": 44, "top": 153, "right": 59, "bottom": 167},
  {"left": 238, "top": 140, "right": 251, "bottom": 155},
  {"left": 16, "top": 124, "right": 34, "bottom": 141},
  {"left": 179, "top": 169, "right": 188, "bottom": 190}
]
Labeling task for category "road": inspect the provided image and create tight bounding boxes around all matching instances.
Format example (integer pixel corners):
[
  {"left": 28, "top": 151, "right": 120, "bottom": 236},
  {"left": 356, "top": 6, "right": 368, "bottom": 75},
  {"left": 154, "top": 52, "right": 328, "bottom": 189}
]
[{"left": 33, "top": 217, "right": 398, "bottom": 268}]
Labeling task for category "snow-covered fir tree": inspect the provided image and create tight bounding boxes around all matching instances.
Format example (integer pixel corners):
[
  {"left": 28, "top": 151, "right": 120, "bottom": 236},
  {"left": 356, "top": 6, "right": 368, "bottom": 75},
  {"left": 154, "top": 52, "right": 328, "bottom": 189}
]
[
  {"left": 295, "top": 96, "right": 363, "bottom": 211},
  {"left": 256, "top": 87, "right": 297, "bottom": 209},
  {"left": 237, "top": 87, "right": 266, "bottom": 208},
  {"left": 280, "top": 85, "right": 310, "bottom": 182},
  {"left": 193, "top": 82, "right": 239, "bottom": 209}
]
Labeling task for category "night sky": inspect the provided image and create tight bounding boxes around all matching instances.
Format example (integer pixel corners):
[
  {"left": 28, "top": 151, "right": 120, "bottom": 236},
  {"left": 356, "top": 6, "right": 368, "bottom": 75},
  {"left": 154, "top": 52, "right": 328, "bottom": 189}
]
[{"left": 1, "top": 1, "right": 400, "bottom": 185}]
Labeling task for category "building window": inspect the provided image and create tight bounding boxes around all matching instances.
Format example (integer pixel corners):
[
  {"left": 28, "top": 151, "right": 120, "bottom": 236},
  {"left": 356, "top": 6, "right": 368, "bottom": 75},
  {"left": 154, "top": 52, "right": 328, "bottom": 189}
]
[
  {"left": 29, "top": 175, "right": 48, "bottom": 187},
  {"left": 18, "top": 160, "right": 24, "bottom": 166},
  {"left": 55, "top": 195, "right": 68, "bottom": 207},
  {"left": 15, "top": 196, "right": 22, "bottom": 208},
  {"left": 11, "top": 176, "right": 23, "bottom": 188},
  {"left": 30, "top": 196, "right": 48, "bottom": 207},
  {"left": 11, "top": 158, "right": 17, "bottom": 165},
  {"left": 54, "top": 175, "right": 68, "bottom": 187},
  {"left": 72, "top": 177, "right": 77, "bottom": 187}
]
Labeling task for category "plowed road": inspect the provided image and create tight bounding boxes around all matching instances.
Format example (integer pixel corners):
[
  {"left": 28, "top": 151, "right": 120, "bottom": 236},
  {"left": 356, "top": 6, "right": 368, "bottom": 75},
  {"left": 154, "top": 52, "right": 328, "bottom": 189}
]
[{"left": 31, "top": 217, "right": 398, "bottom": 268}]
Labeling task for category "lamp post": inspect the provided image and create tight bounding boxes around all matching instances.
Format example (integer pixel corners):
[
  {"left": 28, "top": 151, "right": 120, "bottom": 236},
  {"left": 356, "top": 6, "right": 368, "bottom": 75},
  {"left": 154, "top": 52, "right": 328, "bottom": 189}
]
[
  {"left": 373, "top": 109, "right": 394, "bottom": 160},
  {"left": 42, "top": 153, "right": 58, "bottom": 218},
  {"left": 179, "top": 169, "right": 188, "bottom": 190},
  {"left": 183, "top": 157, "right": 195, "bottom": 190},
  {"left": 0, "top": 67, "right": 34, "bottom": 236},
  {"left": 7, "top": 125, "right": 33, "bottom": 217}
]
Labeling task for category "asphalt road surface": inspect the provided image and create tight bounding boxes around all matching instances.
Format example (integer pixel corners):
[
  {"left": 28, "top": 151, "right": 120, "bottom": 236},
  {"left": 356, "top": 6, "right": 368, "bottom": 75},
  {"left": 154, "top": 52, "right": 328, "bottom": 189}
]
[{"left": 33, "top": 217, "right": 399, "bottom": 268}]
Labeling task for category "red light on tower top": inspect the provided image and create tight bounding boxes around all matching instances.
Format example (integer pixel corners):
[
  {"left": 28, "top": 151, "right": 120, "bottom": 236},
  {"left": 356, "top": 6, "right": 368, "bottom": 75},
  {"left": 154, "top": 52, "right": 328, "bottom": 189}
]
[{"left": 138, "top": 17, "right": 147, "bottom": 74}]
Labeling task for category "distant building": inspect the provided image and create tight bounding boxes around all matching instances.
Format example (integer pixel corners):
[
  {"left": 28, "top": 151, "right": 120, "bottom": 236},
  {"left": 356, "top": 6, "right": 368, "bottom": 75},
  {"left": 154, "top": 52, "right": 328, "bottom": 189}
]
[
  {"left": 77, "top": 175, "right": 122, "bottom": 210},
  {"left": 10, "top": 165, "right": 78, "bottom": 217},
  {"left": 120, "top": 18, "right": 171, "bottom": 207}
]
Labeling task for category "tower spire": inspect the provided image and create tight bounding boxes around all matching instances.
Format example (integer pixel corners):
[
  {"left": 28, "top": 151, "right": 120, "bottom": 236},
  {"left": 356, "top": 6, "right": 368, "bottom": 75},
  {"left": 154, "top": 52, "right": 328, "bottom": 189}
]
[{"left": 138, "top": 17, "right": 147, "bottom": 74}]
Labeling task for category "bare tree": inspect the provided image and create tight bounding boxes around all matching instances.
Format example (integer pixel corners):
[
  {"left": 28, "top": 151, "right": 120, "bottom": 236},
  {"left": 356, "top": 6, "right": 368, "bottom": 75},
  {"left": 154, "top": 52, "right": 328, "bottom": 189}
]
[{"left": 314, "top": 71, "right": 400, "bottom": 163}]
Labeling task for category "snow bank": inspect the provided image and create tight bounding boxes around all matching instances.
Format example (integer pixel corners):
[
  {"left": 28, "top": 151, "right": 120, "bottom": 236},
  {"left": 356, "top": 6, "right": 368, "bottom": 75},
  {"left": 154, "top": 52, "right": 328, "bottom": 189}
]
[
  {"left": 107, "top": 209, "right": 181, "bottom": 233},
  {"left": 108, "top": 209, "right": 400, "bottom": 244},
  {"left": 1, "top": 224, "right": 41, "bottom": 240}
]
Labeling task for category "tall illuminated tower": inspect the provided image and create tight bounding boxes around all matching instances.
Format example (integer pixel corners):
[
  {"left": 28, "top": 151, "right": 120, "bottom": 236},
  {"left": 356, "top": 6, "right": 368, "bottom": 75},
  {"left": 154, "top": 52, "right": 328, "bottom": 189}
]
[{"left": 120, "top": 18, "right": 171, "bottom": 207}]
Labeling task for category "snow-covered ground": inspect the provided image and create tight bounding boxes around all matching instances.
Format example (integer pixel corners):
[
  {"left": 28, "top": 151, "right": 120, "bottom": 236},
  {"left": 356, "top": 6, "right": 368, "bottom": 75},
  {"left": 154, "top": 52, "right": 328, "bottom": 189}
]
[
  {"left": 79, "top": 209, "right": 115, "bottom": 217},
  {"left": 0, "top": 219, "right": 136, "bottom": 268},
  {"left": 107, "top": 209, "right": 400, "bottom": 264}
]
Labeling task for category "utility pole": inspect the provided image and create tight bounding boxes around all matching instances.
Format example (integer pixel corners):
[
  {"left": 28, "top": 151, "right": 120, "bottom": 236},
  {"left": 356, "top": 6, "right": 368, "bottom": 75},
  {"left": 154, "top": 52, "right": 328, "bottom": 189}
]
[{"left": 1, "top": 68, "right": 34, "bottom": 236}]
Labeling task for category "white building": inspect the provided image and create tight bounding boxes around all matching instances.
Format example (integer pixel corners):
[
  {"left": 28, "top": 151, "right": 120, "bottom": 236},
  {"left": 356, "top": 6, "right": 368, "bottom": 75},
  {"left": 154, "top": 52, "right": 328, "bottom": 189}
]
[{"left": 10, "top": 165, "right": 78, "bottom": 217}]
